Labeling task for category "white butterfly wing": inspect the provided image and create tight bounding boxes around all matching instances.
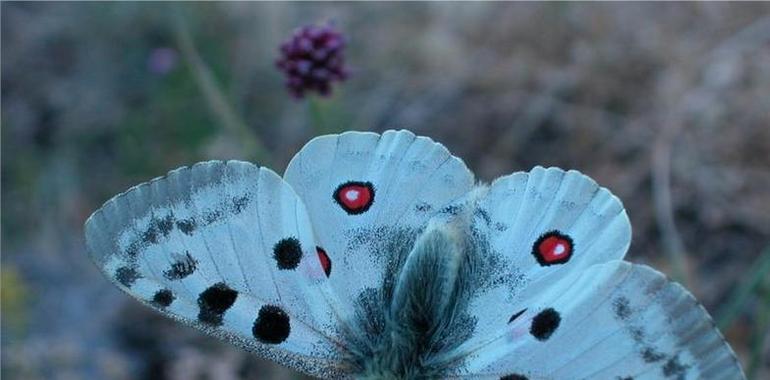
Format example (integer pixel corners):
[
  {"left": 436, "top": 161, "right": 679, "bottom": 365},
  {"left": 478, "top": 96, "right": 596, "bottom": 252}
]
[
  {"left": 452, "top": 261, "right": 744, "bottom": 380},
  {"left": 284, "top": 130, "right": 475, "bottom": 318},
  {"left": 448, "top": 166, "right": 743, "bottom": 379},
  {"left": 456, "top": 167, "right": 631, "bottom": 354},
  {"left": 85, "top": 161, "right": 349, "bottom": 378}
]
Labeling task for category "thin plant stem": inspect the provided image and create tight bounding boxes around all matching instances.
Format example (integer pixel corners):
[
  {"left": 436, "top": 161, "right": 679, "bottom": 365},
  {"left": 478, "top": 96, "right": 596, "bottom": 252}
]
[
  {"left": 651, "top": 119, "right": 690, "bottom": 286},
  {"left": 747, "top": 273, "right": 770, "bottom": 379},
  {"left": 716, "top": 246, "right": 770, "bottom": 330},
  {"left": 308, "top": 96, "right": 327, "bottom": 135},
  {"left": 172, "top": 10, "right": 272, "bottom": 166}
]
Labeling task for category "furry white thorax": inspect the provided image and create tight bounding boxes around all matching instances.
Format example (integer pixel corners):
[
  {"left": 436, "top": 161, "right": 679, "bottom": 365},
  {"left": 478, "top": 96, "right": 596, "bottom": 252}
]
[{"left": 352, "top": 193, "right": 486, "bottom": 379}]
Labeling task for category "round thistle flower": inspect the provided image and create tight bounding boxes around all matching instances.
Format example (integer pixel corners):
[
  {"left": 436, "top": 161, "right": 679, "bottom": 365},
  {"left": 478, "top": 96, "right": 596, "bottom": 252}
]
[{"left": 276, "top": 24, "right": 349, "bottom": 99}]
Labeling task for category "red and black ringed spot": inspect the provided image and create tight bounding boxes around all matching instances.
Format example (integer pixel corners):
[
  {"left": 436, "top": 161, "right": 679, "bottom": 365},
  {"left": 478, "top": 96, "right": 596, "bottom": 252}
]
[
  {"left": 316, "top": 247, "right": 332, "bottom": 277},
  {"left": 531, "top": 230, "right": 573, "bottom": 266},
  {"left": 333, "top": 181, "right": 375, "bottom": 215}
]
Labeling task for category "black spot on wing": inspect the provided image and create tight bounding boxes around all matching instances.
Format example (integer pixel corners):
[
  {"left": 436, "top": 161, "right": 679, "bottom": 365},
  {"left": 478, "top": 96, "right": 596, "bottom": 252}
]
[
  {"left": 230, "top": 195, "right": 250, "bottom": 214},
  {"left": 501, "top": 375, "right": 528, "bottom": 380},
  {"left": 642, "top": 347, "right": 666, "bottom": 363},
  {"left": 530, "top": 308, "right": 560, "bottom": 341},
  {"left": 613, "top": 296, "right": 632, "bottom": 320},
  {"left": 151, "top": 289, "right": 175, "bottom": 308},
  {"left": 156, "top": 215, "right": 174, "bottom": 235},
  {"left": 202, "top": 209, "right": 223, "bottom": 225},
  {"left": 440, "top": 204, "right": 462, "bottom": 216},
  {"left": 415, "top": 202, "right": 432, "bottom": 212},
  {"left": 115, "top": 266, "right": 141, "bottom": 287},
  {"left": 142, "top": 225, "right": 158, "bottom": 244},
  {"left": 198, "top": 283, "right": 238, "bottom": 326},
  {"left": 143, "top": 214, "right": 174, "bottom": 244},
  {"left": 662, "top": 354, "right": 690, "bottom": 379},
  {"left": 508, "top": 308, "right": 527, "bottom": 324},
  {"left": 273, "top": 237, "right": 302, "bottom": 270},
  {"left": 163, "top": 252, "right": 198, "bottom": 280},
  {"left": 252, "top": 305, "right": 291, "bottom": 344},
  {"left": 176, "top": 218, "right": 197, "bottom": 235},
  {"left": 125, "top": 241, "right": 142, "bottom": 258}
]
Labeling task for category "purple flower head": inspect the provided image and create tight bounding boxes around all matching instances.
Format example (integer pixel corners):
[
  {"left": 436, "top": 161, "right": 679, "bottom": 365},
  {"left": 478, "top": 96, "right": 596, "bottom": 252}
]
[
  {"left": 147, "top": 47, "right": 179, "bottom": 75},
  {"left": 276, "top": 23, "right": 349, "bottom": 99}
]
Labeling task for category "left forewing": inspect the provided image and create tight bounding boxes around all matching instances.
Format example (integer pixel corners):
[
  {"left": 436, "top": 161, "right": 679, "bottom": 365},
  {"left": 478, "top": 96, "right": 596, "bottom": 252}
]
[{"left": 85, "top": 161, "right": 351, "bottom": 378}]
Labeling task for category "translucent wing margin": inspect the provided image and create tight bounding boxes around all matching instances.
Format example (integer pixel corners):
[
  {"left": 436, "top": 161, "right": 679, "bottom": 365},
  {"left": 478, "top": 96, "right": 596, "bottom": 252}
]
[
  {"left": 451, "top": 261, "right": 745, "bottom": 380},
  {"left": 85, "top": 160, "right": 350, "bottom": 378}
]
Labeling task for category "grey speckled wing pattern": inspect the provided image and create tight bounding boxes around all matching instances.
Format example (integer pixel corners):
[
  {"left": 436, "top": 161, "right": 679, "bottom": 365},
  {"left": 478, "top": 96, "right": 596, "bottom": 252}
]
[{"left": 85, "top": 130, "right": 745, "bottom": 379}]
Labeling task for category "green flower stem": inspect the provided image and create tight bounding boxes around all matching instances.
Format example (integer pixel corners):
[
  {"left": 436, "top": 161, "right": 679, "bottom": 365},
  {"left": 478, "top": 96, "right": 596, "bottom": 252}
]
[
  {"left": 716, "top": 246, "right": 770, "bottom": 331},
  {"left": 308, "top": 96, "right": 328, "bottom": 135},
  {"left": 172, "top": 11, "right": 271, "bottom": 166},
  {"left": 747, "top": 279, "right": 769, "bottom": 379}
]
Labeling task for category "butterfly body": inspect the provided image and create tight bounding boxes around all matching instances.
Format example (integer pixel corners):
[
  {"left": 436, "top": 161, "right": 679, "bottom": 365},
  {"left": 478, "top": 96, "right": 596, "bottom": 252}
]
[
  {"left": 85, "top": 130, "right": 745, "bottom": 379},
  {"left": 345, "top": 215, "right": 481, "bottom": 379}
]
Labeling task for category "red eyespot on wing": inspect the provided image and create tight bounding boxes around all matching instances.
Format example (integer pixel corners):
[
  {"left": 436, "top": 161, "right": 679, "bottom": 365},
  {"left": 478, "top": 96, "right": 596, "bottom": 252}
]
[
  {"left": 316, "top": 247, "right": 332, "bottom": 277},
  {"left": 333, "top": 181, "right": 374, "bottom": 215},
  {"left": 532, "top": 231, "right": 573, "bottom": 266}
]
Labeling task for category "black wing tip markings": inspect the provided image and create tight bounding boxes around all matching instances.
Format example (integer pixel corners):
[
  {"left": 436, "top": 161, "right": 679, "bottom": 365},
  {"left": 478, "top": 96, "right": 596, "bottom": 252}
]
[
  {"left": 85, "top": 160, "right": 259, "bottom": 217},
  {"left": 610, "top": 264, "right": 746, "bottom": 379},
  {"left": 84, "top": 160, "right": 263, "bottom": 260},
  {"left": 176, "top": 217, "right": 197, "bottom": 235},
  {"left": 85, "top": 160, "right": 258, "bottom": 218},
  {"left": 115, "top": 265, "right": 141, "bottom": 287},
  {"left": 86, "top": 160, "right": 273, "bottom": 287}
]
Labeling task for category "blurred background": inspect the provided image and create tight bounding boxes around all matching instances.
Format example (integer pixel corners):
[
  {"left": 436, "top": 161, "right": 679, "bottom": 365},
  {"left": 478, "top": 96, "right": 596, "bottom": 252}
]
[{"left": 2, "top": 2, "right": 769, "bottom": 379}]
